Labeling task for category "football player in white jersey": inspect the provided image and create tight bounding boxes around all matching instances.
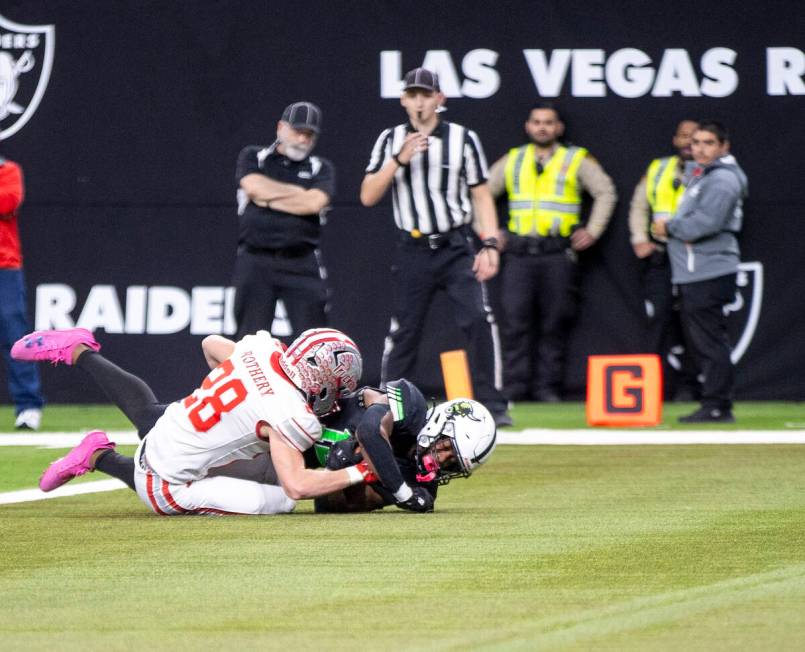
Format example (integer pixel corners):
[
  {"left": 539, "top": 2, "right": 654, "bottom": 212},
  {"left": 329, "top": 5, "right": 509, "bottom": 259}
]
[{"left": 13, "top": 327, "right": 373, "bottom": 516}]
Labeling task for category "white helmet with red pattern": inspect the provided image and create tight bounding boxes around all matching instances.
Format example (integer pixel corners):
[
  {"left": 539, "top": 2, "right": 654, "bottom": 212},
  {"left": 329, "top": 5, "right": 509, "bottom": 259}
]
[{"left": 280, "top": 328, "right": 362, "bottom": 417}]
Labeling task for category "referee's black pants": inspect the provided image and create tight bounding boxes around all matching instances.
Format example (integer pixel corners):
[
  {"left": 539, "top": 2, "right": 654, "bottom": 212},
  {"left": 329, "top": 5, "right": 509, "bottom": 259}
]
[
  {"left": 677, "top": 273, "right": 737, "bottom": 410},
  {"left": 381, "top": 233, "right": 506, "bottom": 415},
  {"left": 499, "top": 248, "right": 578, "bottom": 400},
  {"left": 232, "top": 247, "right": 328, "bottom": 343}
]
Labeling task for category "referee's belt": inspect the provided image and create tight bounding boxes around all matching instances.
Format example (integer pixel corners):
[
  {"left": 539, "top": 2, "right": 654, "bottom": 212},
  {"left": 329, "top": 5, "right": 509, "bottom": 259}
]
[
  {"left": 400, "top": 227, "right": 467, "bottom": 250},
  {"left": 506, "top": 233, "right": 569, "bottom": 256},
  {"left": 242, "top": 244, "right": 314, "bottom": 258}
]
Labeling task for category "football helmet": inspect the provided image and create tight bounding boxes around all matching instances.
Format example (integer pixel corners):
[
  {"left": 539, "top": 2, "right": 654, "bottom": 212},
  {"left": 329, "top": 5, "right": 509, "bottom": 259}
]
[
  {"left": 280, "top": 328, "right": 362, "bottom": 417},
  {"left": 415, "top": 398, "right": 497, "bottom": 485}
]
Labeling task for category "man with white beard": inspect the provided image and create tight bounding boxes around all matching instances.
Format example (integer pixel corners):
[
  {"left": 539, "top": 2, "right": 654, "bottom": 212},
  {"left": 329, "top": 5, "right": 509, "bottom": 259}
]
[{"left": 233, "top": 101, "right": 335, "bottom": 342}]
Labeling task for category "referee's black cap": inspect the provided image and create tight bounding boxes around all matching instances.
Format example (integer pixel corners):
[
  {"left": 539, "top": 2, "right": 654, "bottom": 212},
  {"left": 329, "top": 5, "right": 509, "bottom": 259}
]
[
  {"left": 281, "top": 101, "right": 322, "bottom": 134},
  {"left": 403, "top": 68, "right": 440, "bottom": 93}
]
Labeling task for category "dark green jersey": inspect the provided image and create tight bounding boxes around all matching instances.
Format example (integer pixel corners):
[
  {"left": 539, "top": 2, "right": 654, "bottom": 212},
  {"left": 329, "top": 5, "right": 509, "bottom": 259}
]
[{"left": 312, "top": 379, "right": 437, "bottom": 499}]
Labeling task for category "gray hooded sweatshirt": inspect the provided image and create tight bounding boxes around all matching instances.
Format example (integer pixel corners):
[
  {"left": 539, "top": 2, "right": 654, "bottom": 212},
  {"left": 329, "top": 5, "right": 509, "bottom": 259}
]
[{"left": 666, "top": 155, "right": 748, "bottom": 284}]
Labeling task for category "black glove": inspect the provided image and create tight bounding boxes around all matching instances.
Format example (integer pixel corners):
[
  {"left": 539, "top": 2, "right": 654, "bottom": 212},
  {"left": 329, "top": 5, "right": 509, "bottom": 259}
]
[
  {"left": 396, "top": 487, "right": 434, "bottom": 513},
  {"left": 325, "top": 438, "right": 362, "bottom": 470}
]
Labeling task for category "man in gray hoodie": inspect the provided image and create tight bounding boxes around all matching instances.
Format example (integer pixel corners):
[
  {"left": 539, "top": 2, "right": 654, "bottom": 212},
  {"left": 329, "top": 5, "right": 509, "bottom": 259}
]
[{"left": 653, "top": 121, "right": 748, "bottom": 423}]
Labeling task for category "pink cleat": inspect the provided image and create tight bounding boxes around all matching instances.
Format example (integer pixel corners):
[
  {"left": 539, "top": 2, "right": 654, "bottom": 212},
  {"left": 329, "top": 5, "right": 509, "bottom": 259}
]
[
  {"left": 11, "top": 328, "right": 100, "bottom": 366},
  {"left": 39, "top": 431, "right": 116, "bottom": 492}
]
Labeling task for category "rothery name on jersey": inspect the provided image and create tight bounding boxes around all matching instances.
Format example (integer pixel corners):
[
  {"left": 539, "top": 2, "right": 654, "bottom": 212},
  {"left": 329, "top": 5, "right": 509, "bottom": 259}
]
[{"left": 239, "top": 350, "right": 274, "bottom": 396}]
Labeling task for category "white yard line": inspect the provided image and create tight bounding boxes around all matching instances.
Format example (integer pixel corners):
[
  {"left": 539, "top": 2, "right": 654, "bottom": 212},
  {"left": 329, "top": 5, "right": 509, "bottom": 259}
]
[
  {"left": 3, "top": 429, "right": 805, "bottom": 448},
  {"left": 0, "top": 431, "right": 141, "bottom": 447},
  {"left": 498, "top": 429, "right": 805, "bottom": 445},
  {"left": 3, "top": 429, "right": 805, "bottom": 506},
  {"left": 0, "top": 479, "right": 128, "bottom": 505}
]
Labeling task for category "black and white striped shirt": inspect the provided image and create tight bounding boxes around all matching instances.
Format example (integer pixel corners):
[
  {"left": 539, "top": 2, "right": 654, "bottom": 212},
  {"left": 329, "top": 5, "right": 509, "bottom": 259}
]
[{"left": 365, "top": 120, "right": 489, "bottom": 235}]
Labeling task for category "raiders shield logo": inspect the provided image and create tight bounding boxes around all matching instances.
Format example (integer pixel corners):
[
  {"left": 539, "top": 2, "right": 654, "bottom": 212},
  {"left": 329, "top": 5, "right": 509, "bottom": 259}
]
[
  {"left": 0, "top": 14, "right": 54, "bottom": 139},
  {"left": 725, "top": 261, "right": 763, "bottom": 364}
]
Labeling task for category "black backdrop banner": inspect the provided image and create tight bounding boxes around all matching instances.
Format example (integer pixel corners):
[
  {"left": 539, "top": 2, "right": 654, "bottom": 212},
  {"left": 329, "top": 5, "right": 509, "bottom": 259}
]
[{"left": 1, "top": 1, "right": 803, "bottom": 403}]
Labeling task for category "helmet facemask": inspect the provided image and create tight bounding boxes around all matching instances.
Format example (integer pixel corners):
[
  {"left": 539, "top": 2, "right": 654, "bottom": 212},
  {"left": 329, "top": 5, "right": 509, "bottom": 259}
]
[
  {"left": 415, "top": 398, "right": 497, "bottom": 485},
  {"left": 416, "top": 432, "right": 470, "bottom": 485}
]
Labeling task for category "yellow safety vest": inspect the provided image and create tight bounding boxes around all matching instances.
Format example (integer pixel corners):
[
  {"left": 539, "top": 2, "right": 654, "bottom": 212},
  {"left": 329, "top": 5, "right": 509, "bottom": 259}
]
[
  {"left": 504, "top": 144, "right": 586, "bottom": 237},
  {"left": 645, "top": 155, "right": 685, "bottom": 220}
]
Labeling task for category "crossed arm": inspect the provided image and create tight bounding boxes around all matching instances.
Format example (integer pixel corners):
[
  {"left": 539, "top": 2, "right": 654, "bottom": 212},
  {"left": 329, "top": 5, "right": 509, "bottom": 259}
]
[{"left": 241, "top": 173, "right": 329, "bottom": 215}]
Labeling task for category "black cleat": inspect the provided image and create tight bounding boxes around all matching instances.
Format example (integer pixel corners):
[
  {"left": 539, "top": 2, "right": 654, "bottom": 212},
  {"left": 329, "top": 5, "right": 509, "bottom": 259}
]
[{"left": 678, "top": 407, "right": 735, "bottom": 423}]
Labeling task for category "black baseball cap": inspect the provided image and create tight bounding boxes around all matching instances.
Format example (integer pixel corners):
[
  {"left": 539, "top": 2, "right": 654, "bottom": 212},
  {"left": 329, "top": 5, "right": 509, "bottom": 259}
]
[
  {"left": 281, "top": 101, "right": 322, "bottom": 134},
  {"left": 403, "top": 68, "right": 440, "bottom": 93}
]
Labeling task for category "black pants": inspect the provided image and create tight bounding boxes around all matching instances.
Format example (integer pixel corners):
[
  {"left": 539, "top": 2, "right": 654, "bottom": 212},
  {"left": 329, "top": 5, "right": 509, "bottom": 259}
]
[
  {"left": 678, "top": 274, "right": 737, "bottom": 410},
  {"left": 76, "top": 351, "right": 167, "bottom": 438},
  {"left": 500, "top": 247, "right": 578, "bottom": 399},
  {"left": 642, "top": 252, "right": 699, "bottom": 398},
  {"left": 74, "top": 351, "right": 169, "bottom": 490},
  {"left": 233, "top": 248, "right": 327, "bottom": 343},
  {"left": 381, "top": 232, "right": 506, "bottom": 415}
]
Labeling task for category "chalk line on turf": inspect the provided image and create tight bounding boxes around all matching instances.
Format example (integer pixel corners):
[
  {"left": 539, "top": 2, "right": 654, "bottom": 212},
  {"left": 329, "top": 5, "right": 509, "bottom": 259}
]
[
  {"left": 498, "top": 430, "right": 805, "bottom": 445},
  {"left": 3, "top": 429, "right": 804, "bottom": 506},
  {"left": 0, "top": 431, "right": 141, "bottom": 447},
  {"left": 0, "top": 479, "right": 128, "bottom": 505},
  {"left": 2, "top": 430, "right": 805, "bottom": 448}
]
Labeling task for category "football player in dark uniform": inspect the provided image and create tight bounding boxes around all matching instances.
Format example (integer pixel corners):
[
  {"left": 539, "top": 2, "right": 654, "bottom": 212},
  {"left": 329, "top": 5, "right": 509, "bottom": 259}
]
[{"left": 313, "top": 380, "right": 498, "bottom": 513}]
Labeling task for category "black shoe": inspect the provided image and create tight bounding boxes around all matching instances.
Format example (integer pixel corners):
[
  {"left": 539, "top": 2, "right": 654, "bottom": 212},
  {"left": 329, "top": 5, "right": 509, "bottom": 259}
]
[
  {"left": 533, "top": 390, "right": 561, "bottom": 403},
  {"left": 493, "top": 411, "right": 513, "bottom": 428},
  {"left": 678, "top": 407, "right": 735, "bottom": 423}
]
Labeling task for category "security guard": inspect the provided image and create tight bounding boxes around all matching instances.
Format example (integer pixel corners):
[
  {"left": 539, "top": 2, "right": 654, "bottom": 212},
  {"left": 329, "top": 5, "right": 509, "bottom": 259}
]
[
  {"left": 489, "top": 102, "right": 616, "bottom": 402},
  {"left": 628, "top": 119, "right": 699, "bottom": 399},
  {"left": 233, "top": 101, "right": 335, "bottom": 342},
  {"left": 360, "top": 68, "right": 511, "bottom": 427}
]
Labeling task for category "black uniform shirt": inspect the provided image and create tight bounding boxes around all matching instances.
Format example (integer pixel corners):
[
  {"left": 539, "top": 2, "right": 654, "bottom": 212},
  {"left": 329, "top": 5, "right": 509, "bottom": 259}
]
[
  {"left": 236, "top": 145, "right": 336, "bottom": 250},
  {"left": 316, "top": 379, "right": 438, "bottom": 497}
]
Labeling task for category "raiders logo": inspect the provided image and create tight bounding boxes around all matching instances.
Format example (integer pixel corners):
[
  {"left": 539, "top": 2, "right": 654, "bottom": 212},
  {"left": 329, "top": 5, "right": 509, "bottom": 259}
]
[
  {"left": 0, "top": 14, "right": 54, "bottom": 139},
  {"left": 725, "top": 261, "right": 763, "bottom": 364}
]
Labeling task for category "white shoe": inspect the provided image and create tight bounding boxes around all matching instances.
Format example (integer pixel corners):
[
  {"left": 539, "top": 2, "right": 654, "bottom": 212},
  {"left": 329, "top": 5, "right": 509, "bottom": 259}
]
[{"left": 15, "top": 408, "right": 42, "bottom": 431}]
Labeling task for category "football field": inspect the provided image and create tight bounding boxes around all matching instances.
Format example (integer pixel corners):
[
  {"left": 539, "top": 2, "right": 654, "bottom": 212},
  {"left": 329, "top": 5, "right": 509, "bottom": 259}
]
[{"left": 2, "top": 403, "right": 805, "bottom": 650}]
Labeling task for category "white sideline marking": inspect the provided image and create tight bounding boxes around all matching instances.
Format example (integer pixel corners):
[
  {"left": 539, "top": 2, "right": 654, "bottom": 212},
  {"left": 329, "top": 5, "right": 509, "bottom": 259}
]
[
  {"left": 498, "top": 429, "right": 805, "bottom": 445},
  {"left": 3, "top": 429, "right": 805, "bottom": 507},
  {"left": 2, "top": 429, "right": 805, "bottom": 449},
  {"left": 0, "top": 479, "right": 128, "bottom": 505},
  {"left": 0, "top": 431, "right": 141, "bottom": 448}
]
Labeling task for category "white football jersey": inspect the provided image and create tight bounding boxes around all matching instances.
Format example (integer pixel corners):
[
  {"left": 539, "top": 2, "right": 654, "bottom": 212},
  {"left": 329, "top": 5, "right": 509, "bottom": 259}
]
[{"left": 144, "top": 332, "right": 321, "bottom": 484}]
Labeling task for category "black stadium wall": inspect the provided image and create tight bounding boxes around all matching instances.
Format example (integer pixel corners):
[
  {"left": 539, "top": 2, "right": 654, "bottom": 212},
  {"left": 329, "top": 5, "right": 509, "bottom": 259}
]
[{"left": 1, "top": 1, "right": 803, "bottom": 404}]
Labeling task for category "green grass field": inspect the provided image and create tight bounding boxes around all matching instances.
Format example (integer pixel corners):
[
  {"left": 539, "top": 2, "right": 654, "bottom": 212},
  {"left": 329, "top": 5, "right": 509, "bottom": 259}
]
[{"left": 2, "top": 403, "right": 805, "bottom": 650}]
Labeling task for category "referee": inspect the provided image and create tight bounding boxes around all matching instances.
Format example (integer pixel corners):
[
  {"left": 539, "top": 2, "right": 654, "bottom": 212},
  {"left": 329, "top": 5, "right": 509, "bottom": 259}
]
[
  {"left": 233, "top": 101, "right": 334, "bottom": 342},
  {"left": 360, "top": 68, "right": 511, "bottom": 427}
]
